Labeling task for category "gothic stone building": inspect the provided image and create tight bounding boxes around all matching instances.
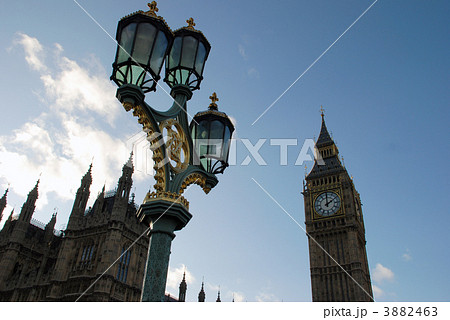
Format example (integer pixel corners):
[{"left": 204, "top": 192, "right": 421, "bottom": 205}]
[
  {"left": 302, "top": 113, "right": 373, "bottom": 302},
  {"left": 0, "top": 156, "right": 150, "bottom": 301},
  {"left": 0, "top": 155, "right": 229, "bottom": 302}
]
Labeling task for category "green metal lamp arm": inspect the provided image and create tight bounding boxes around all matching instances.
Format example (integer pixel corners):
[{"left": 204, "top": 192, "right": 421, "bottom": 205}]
[
  {"left": 117, "top": 84, "right": 218, "bottom": 196},
  {"left": 148, "top": 85, "right": 192, "bottom": 121}
]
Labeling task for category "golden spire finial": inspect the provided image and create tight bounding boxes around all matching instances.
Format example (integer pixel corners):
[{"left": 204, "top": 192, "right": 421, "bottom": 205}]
[
  {"left": 209, "top": 92, "right": 219, "bottom": 110},
  {"left": 304, "top": 164, "right": 308, "bottom": 177},
  {"left": 320, "top": 105, "right": 325, "bottom": 118},
  {"left": 186, "top": 17, "right": 196, "bottom": 30},
  {"left": 146, "top": 1, "right": 159, "bottom": 17}
]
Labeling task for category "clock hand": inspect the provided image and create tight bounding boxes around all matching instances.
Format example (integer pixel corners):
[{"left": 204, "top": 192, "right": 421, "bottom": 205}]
[{"left": 326, "top": 195, "right": 338, "bottom": 207}]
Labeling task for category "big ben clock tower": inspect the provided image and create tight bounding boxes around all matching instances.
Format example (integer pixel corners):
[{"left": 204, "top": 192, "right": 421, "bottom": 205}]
[{"left": 302, "top": 110, "right": 373, "bottom": 302}]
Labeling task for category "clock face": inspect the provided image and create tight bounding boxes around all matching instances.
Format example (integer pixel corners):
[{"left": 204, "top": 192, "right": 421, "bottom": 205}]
[{"left": 314, "top": 191, "right": 341, "bottom": 217}]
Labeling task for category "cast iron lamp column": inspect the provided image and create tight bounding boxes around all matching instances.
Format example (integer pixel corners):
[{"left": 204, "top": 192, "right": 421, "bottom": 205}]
[{"left": 111, "top": 3, "right": 234, "bottom": 302}]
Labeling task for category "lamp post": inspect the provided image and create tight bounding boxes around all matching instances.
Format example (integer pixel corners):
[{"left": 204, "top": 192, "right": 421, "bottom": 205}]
[{"left": 111, "top": 2, "right": 234, "bottom": 302}]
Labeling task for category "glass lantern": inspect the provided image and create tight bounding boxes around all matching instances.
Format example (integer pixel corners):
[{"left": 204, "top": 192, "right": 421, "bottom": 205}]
[
  {"left": 164, "top": 18, "right": 211, "bottom": 91},
  {"left": 190, "top": 93, "right": 234, "bottom": 174},
  {"left": 111, "top": 4, "right": 173, "bottom": 92}
]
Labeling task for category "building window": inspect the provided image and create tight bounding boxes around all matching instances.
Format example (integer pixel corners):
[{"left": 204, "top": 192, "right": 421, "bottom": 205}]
[
  {"left": 80, "top": 244, "right": 95, "bottom": 265},
  {"left": 116, "top": 247, "right": 131, "bottom": 283}
]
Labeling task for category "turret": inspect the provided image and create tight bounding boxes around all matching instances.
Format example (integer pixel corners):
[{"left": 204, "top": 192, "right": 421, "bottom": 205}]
[
  {"left": 68, "top": 164, "right": 92, "bottom": 229},
  {"left": 305, "top": 108, "right": 345, "bottom": 183},
  {"left": 92, "top": 184, "right": 106, "bottom": 215},
  {"left": 216, "top": 290, "right": 221, "bottom": 302},
  {"left": 0, "top": 209, "right": 14, "bottom": 235},
  {"left": 315, "top": 107, "right": 340, "bottom": 158},
  {"left": 18, "top": 180, "right": 39, "bottom": 223},
  {"left": 45, "top": 211, "right": 57, "bottom": 239},
  {"left": 0, "top": 188, "right": 8, "bottom": 223},
  {"left": 178, "top": 272, "right": 187, "bottom": 302},
  {"left": 7, "top": 209, "right": 14, "bottom": 222},
  {"left": 111, "top": 153, "right": 134, "bottom": 221},
  {"left": 198, "top": 281, "right": 205, "bottom": 302},
  {"left": 116, "top": 152, "right": 133, "bottom": 202}
]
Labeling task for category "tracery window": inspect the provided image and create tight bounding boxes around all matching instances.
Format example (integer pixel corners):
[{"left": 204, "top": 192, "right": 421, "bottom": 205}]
[
  {"left": 116, "top": 247, "right": 131, "bottom": 283},
  {"left": 80, "top": 244, "right": 95, "bottom": 265}
]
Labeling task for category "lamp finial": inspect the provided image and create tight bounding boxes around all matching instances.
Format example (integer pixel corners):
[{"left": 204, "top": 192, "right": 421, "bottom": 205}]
[
  {"left": 209, "top": 92, "right": 219, "bottom": 110},
  {"left": 186, "top": 17, "right": 196, "bottom": 30},
  {"left": 146, "top": 1, "right": 159, "bottom": 17}
]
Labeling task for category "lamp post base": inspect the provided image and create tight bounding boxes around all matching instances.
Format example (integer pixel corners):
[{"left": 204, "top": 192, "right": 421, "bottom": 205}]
[{"left": 137, "top": 200, "right": 192, "bottom": 302}]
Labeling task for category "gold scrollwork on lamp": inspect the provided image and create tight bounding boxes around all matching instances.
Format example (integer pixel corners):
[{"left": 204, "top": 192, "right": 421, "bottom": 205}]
[
  {"left": 159, "top": 119, "right": 190, "bottom": 174},
  {"left": 123, "top": 103, "right": 167, "bottom": 192},
  {"left": 144, "top": 191, "right": 189, "bottom": 210},
  {"left": 179, "top": 173, "right": 211, "bottom": 195}
]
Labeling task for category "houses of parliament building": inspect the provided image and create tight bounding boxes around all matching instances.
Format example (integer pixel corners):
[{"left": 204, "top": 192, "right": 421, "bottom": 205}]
[{"left": 0, "top": 114, "right": 373, "bottom": 302}]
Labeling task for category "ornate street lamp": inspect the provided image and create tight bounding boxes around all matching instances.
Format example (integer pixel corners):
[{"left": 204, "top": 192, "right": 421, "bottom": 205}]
[{"left": 111, "top": 2, "right": 234, "bottom": 302}]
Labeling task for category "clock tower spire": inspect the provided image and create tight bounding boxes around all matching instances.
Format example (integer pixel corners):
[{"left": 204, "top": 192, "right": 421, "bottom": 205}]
[{"left": 302, "top": 111, "right": 373, "bottom": 302}]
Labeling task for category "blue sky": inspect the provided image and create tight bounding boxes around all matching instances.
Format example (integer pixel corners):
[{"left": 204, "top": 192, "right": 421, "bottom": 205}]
[{"left": 0, "top": 0, "right": 449, "bottom": 302}]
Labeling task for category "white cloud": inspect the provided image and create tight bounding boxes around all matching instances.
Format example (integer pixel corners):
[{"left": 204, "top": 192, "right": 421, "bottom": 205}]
[
  {"left": 11, "top": 122, "right": 54, "bottom": 163},
  {"left": 256, "top": 291, "right": 281, "bottom": 302},
  {"left": 247, "top": 67, "right": 260, "bottom": 79},
  {"left": 238, "top": 44, "right": 248, "bottom": 60},
  {"left": 16, "top": 33, "right": 119, "bottom": 125},
  {"left": 16, "top": 33, "right": 47, "bottom": 72},
  {"left": 0, "top": 204, "right": 14, "bottom": 226},
  {"left": 40, "top": 58, "right": 119, "bottom": 125},
  {"left": 229, "top": 291, "right": 245, "bottom": 302},
  {"left": 0, "top": 34, "right": 134, "bottom": 212},
  {"left": 228, "top": 115, "right": 238, "bottom": 130},
  {"left": 402, "top": 249, "right": 412, "bottom": 262},
  {"left": 237, "top": 42, "right": 260, "bottom": 79},
  {"left": 206, "top": 282, "right": 220, "bottom": 292},
  {"left": 203, "top": 283, "right": 245, "bottom": 302},
  {"left": 0, "top": 117, "right": 130, "bottom": 210},
  {"left": 372, "top": 285, "right": 384, "bottom": 299},
  {"left": 166, "top": 264, "right": 195, "bottom": 293},
  {"left": 372, "top": 263, "right": 394, "bottom": 284}
]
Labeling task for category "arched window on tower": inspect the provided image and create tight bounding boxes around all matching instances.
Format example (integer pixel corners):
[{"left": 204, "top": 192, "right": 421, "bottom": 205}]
[
  {"left": 80, "top": 243, "right": 95, "bottom": 265},
  {"left": 116, "top": 246, "right": 131, "bottom": 283}
]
